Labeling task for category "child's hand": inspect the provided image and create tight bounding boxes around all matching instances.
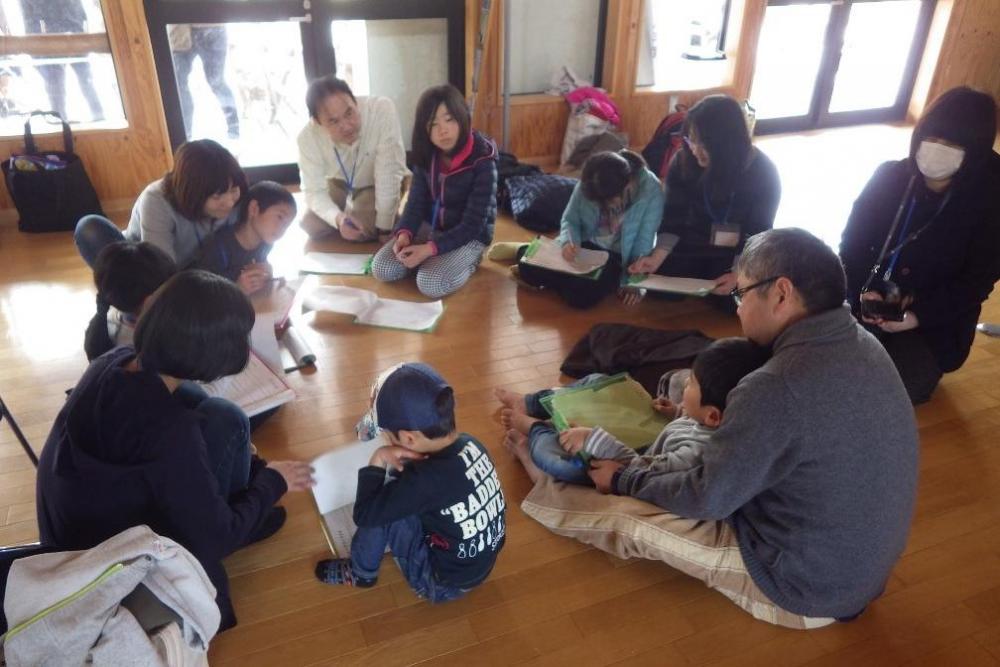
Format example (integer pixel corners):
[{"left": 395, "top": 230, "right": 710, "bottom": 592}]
[
  {"left": 558, "top": 426, "right": 593, "bottom": 455},
  {"left": 371, "top": 445, "right": 427, "bottom": 472},
  {"left": 588, "top": 459, "right": 624, "bottom": 494},
  {"left": 397, "top": 243, "right": 434, "bottom": 269},
  {"left": 238, "top": 262, "right": 271, "bottom": 295},
  {"left": 618, "top": 286, "right": 646, "bottom": 306},
  {"left": 392, "top": 233, "right": 411, "bottom": 256},
  {"left": 561, "top": 242, "right": 577, "bottom": 262},
  {"left": 652, "top": 397, "right": 679, "bottom": 418},
  {"left": 267, "top": 460, "right": 315, "bottom": 492}
]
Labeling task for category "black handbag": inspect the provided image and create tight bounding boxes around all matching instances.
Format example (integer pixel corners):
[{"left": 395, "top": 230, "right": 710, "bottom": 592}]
[{"left": 1, "top": 111, "right": 104, "bottom": 233}]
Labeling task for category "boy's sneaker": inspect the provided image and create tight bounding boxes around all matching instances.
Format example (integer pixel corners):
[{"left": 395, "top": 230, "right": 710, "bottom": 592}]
[{"left": 315, "top": 559, "right": 377, "bottom": 588}]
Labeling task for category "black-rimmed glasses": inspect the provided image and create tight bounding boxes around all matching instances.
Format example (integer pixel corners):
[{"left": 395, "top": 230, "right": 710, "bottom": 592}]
[{"left": 730, "top": 276, "right": 781, "bottom": 306}]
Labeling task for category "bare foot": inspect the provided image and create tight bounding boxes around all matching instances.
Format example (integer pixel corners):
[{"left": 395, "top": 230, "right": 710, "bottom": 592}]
[
  {"left": 494, "top": 387, "right": 528, "bottom": 414},
  {"left": 501, "top": 408, "right": 540, "bottom": 435},
  {"left": 503, "top": 429, "right": 543, "bottom": 483}
]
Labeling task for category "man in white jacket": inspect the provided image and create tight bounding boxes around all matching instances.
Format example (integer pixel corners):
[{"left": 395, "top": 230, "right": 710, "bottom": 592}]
[{"left": 297, "top": 76, "right": 409, "bottom": 242}]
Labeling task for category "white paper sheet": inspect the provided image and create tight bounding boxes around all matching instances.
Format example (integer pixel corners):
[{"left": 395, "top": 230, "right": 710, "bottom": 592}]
[
  {"left": 311, "top": 439, "right": 387, "bottom": 557},
  {"left": 300, "top": 252, "right": 372, "bottom": 275},
  {"left": 631, "top": 274, "right": 717, "bottom": 296},
  {"left": 303, "top": 286, "right": 444, "bottom": 332},
  {"left": 250, "top": 313, "right": 283, "bottom": 375},
  {"left": 521, "top": 236, "right": 609, "bottom": 275},
  {"left": 201, "top": 352, "right": 295, "bottom": 417}
]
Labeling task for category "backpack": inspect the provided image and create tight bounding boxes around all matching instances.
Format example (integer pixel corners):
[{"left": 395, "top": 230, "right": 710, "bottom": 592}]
[
  {"left": 496, "top": 151, "right": 542, "bottom": 213},
  {"left": 641, "top": 105, "right": 688, "bottom": 181}
]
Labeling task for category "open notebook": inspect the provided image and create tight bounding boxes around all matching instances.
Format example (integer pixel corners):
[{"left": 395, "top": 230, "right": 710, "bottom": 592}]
[
  {"left": 302, "top": 286, "right": 443, "bottom": 332},
  {"left": 628, "top": 274, "right": 717, "bottom": 296},
  {"left": 540, "top": 373, "right": 670, "bottom": 450},
  {"left": 299, "top": 252, "right": 373, "bottom": 276},
  {"left": 310, "top": 439, "right": 386, "bottom": 557},
  {"left": 520, "top": 236, "right": 608, "bottom": 279}
]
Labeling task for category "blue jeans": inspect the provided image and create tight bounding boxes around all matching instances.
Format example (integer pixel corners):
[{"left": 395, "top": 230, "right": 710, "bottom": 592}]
[
  {"left": 525, "top": 373, "right": 610, "bottom": 485},
  {"left": 350, "top": 515, "right": 468, "bottom": 604},
  {"left": 174, "top": 381, "right": 251, "bottom": 497},
  {"left": 75, "top": 214, "right": 125, "bottom": 268}
]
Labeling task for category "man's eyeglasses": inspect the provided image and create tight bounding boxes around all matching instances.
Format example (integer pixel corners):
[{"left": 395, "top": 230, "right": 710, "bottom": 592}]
[{"left": 730, "top": 276, "right": 781, "bottom": 306}]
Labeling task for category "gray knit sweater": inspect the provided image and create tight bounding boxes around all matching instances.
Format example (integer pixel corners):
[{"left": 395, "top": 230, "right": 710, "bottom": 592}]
[{"left": 614, "top": 305, "right": 918, "bottom": 618}]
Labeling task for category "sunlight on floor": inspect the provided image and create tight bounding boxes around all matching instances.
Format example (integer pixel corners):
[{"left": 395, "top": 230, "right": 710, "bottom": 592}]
[{"left": 0, "top": 282, "right": 96, "bottom": 362}]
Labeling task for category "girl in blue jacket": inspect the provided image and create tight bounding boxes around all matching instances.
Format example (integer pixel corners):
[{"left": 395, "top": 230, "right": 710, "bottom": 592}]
[
  {"left": 372, "top": 85, "right": 498, "bottom": 298},
  {"left": 517, "top": 149, "right": 664, "bottom": 308}
]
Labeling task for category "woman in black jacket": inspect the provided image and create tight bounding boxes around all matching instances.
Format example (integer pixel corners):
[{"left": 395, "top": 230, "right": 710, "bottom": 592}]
[
  {"left": 36, "top": 271, "right": 314, "bottom": 630},
  {"left": 840, "top": 87, "right": 1000, "bottom": 404}
]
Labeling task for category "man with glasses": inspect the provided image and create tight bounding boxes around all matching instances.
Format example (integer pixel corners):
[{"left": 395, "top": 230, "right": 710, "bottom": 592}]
[{"left": 551, "top": 228, "right": 918, "bottom": 628}]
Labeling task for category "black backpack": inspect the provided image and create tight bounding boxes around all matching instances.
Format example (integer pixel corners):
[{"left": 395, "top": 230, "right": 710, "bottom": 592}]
[{"left": 496, "top": 150, "right": 542, "bottom": 213}]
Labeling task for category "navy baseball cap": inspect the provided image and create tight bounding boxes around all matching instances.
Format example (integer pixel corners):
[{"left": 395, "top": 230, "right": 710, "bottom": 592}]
[{"left": 362, "top": 363, "right": 452, "bottom": 436}]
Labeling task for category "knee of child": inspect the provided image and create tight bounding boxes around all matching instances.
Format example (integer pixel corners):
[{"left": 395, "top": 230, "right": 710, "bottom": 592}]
[
  {"left": 200, "top": 397, "right": 250, "bottom": 438},
  {"left": 415, "top": 271, "right": 453, "bottom": 299}
]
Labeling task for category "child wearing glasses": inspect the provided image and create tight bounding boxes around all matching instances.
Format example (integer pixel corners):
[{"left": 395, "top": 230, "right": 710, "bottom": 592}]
[{"left": 497, "top": 337, "right": 769, "bottom": 487}]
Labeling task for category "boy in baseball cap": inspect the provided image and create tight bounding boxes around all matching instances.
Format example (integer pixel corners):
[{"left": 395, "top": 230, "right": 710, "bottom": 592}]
[{"left": 316, "top": 363, "right": 507, "bottom": 602}]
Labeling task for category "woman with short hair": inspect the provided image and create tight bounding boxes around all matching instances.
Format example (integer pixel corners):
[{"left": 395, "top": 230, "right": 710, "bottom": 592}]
[
  {"left": 840, "top": 86, "right": 1000, "bottom": 404},
  {"left": 74, "top": 139, "right": 247, "bottom": 267},
  {"left": 36, "top": 270, "right": 314, "bottom": 630}
]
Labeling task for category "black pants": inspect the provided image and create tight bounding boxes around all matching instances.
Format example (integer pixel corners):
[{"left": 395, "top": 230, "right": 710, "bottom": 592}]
[
  {"left": 517, "top": 242, "right": 622, "bottom": 309},
  {"left": 878, "top": 330, "right": 943, "bottom": 405}
]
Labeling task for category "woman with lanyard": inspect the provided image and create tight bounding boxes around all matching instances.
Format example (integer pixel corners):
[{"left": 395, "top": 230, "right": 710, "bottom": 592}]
[
  {"left": 297, "top": 75, "right": 409, "bottom": 243},
  {"left": 840, "top": 87, "right": 1000, "bottom": 404},
  {"left": 74, "top": 139, "right": 246, "bottom": 268},
  {"left": 371, "top": 84, "right": 498, "bottom": 299},
  {"left": 629, "top": 95, "right": 780, "bottom": 302}
]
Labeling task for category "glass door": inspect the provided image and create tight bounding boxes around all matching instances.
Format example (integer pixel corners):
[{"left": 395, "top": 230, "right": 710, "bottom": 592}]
[
  {"left": 144, "top": 0, "right": 464, "bottom": 183},
  {"left": 751, "top": 0, "right": 935, "bottom": 135}
]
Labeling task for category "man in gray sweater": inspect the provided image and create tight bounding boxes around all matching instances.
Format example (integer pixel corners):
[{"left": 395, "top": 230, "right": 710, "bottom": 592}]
[{"left": 586, "top": 228, "right": 919, "bottom": 626}]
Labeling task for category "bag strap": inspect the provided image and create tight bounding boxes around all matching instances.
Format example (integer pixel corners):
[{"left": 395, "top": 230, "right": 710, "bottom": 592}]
[{"left": 23, "top": 111, "right": 74, "bottom": 155}]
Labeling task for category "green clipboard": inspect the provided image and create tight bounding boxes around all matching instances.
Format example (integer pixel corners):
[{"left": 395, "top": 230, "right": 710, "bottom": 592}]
[
  {"left": 539, "top": 373, "right": 670, "bottom": 450},
  {"left": 521, "top": 237, "right": 604, "bottom": 281}
]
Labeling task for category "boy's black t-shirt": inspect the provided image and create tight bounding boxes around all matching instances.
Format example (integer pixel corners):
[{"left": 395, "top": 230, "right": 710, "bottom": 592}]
[
  {"left": 353, "top": 433, "right": 506, "bottom": 588},
  {"left": 191, "top": 224, "right": 271, "bottom": 281}
]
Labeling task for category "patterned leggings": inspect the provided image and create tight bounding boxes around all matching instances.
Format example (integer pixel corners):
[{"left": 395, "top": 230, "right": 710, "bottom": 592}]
[{"left": 371, "top": 238, "right": 485, "bottom": 298}]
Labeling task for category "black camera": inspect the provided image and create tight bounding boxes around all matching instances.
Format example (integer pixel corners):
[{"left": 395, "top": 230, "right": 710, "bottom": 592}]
[{"left": 860, "top": 296, "right": 904, "bottom": 322}]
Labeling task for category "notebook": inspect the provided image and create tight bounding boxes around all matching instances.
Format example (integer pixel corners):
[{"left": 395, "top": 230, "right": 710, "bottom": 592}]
[
  {"left": 310, "top": 439, "right": 387, "bottom": 557},
  {"left": 520, "top": 236, "right": 608, "bottom": 279},
  {"left": 200, "top": 351, "right": 295, "bottom": 417},
  {"left": 628, "top": 274, "right": 717, "bottom": 296},
  {"left": 300, "top": 252, "right": 373, "bottom": 275},
  {"left": 540, "top": 373, "right": 670, "bottom": 450},
  {"left": 302, "top": 286, "right": 444, "bottom": 332}
]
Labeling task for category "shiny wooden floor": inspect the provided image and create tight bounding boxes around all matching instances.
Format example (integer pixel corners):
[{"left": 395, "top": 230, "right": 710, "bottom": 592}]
[{"left": 3, "top": 127, "right": 1000, "bottom": 665}]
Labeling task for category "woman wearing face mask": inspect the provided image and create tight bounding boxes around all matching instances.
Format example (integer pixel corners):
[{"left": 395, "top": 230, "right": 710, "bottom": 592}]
[
  {"left": 840, "top": 87, "right": 1000, "bottom": 404},
  {"left": 74, "top": 139, "right": 247, "bottom": 268}
]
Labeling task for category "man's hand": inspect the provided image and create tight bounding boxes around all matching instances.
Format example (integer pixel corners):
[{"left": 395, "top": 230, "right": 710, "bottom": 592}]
[
  {"left": 627, "top": 248, "right": 668, "bottom": 275},
  {"left": 267, "top": 461, "right": 315, "bottom": 492},
  {"left": 397, "top": 243, "right": 434, "bottom": 269},
  {"left": 588, "top": 459, "right": 624, "bottom": 494},
  {"left": 558, "top": 426, "right": 593, "bottom": 455},
  {"left": 561, "top": 242, "right": 578, "bottom": 263},
  {"left": 370, "top": 445, "right": 427, "bottom": 472},
  {"left": 337, "top": 212, "right": 365, "bottom": 241},
  {"left": 712, "top": 272, "right": 738, "bottom": 296}
]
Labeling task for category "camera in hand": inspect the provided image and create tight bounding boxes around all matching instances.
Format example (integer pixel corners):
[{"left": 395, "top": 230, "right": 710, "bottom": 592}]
[{"left": 860, "top": 295, "right": 904, "bottom": 322}]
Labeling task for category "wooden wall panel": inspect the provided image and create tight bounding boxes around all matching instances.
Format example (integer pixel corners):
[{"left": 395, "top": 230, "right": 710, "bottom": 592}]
[
  {"left": 0, "top": 0, "right": 172, "bottom": 216},
  {"left": 923, "top": 0, "right": 1000, "bottom": 116}
]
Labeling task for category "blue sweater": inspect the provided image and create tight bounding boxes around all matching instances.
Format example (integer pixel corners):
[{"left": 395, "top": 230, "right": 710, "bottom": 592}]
[
  {"left": 557, "top": 167, "right": 664, "bottom": 284},
  {"left": 614, "top": 306, "right": 918, "bottom": 618},
  {"left": 396, "top": 131, "right": 498, "bottom": 254}
]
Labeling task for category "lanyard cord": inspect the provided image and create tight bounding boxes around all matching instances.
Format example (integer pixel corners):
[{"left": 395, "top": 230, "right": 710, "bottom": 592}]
[{"left": 333, "top": 146, "right": 358, "bottom": 194}]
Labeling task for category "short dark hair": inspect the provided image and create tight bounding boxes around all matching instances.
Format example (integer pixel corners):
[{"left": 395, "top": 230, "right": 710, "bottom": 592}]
[
  {"left": 134, "top": 270, "right": 254, "bottom": 382},
  {"left": 692, "top": 337, "right": 770, "bottom": 411},
  {"left": 93, "top": 241, "right": 176, "bottom": 314},
  {"left": 580, "top": 150, "right": 647, "bottom": 207},
  {"left": 911, "top": 86, "right": 998, "bottom": 176},
  {"left": 419, "top": 386, "right": 457, "bottom": 439},
  {"left": 162, "top": 140, "right": 247, "bottom": 221},
  {"left": 736, "top": 228, "right": 847, "bottom": 315},
  {"left": 681, "top": 94, "right": 752, "bottom": 199},
  {"left": 305, "top": 75, "right": 356, "bottom": 121},
  {"left": 411, "top": 84, "right": 471, "bottom": 170},
  {"left": 237, "top": 180, "right": 297, "bottom": 228}
]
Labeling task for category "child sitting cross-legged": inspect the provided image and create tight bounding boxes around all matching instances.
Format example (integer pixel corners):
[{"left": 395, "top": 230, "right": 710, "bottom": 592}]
[
  {"left": 498, "top": 337, "right": 769, "bottom": 490},
  {"left": 316, "top": 363, "right": 506, "bottom": 602}
]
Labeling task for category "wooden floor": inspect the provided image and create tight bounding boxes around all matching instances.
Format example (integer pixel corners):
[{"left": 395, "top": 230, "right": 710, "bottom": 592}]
[{"left": 3, "top": 126, "right": 1000, "bottom": 665}]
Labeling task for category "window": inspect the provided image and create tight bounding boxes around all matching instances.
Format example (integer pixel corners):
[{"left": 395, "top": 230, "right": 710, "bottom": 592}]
[
  {"left": 636, "top": 0, "right": 733, "bottom": 92},
  {"left": 0, "top": 0, "right": 127, "bottom": 136},
  {"left": 506, "top": 0, "right": 605, "bottom": 95}
]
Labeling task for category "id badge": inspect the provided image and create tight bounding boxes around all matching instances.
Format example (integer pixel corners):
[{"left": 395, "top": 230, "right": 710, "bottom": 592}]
[
  {"left": 710, "top": 223, "right": 741, "bottom": 248},
  {"left": 345, "top": 191, "right": 354, "bottom": 212}
]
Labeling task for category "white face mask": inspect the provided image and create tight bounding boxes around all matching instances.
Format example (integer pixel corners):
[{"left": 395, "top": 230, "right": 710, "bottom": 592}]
[{"left": 915, "top": 140, "right": 965, "bottom": 181}]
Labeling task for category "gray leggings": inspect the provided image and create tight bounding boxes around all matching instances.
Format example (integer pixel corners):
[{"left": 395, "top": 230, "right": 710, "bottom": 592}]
[{"left": 371, "top": 238, "right": 485, "bottom": 299}]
